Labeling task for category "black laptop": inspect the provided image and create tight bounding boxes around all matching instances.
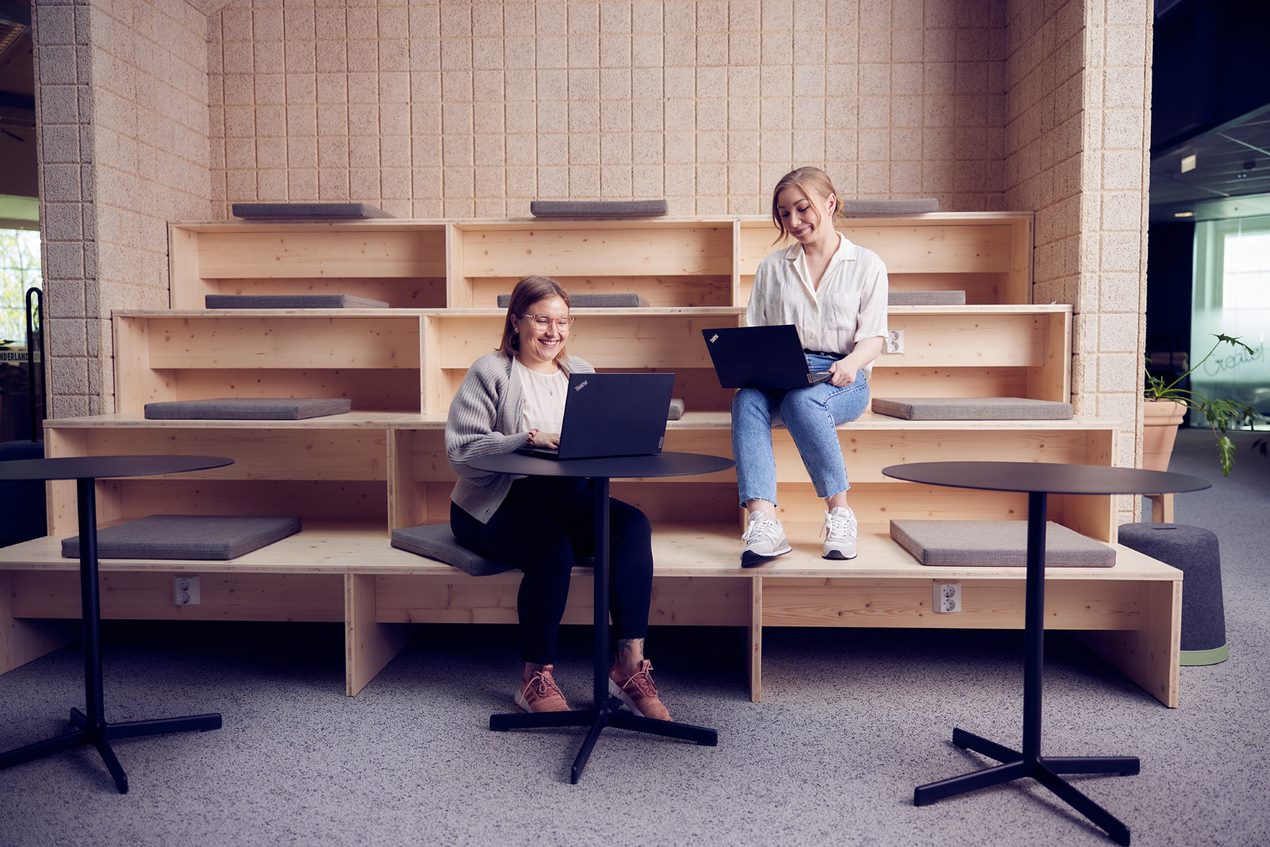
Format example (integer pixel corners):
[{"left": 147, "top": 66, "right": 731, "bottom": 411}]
[
  {"left": 701, "top": 325, "right": 833, "bottom": 390},
  {"left": 518, "top": 372, "right": 675, "bottom": 460}
]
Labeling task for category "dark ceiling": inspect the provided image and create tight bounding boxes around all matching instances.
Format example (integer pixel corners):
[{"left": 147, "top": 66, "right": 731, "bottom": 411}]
[
  {"left": 1149, "top": 105, "right": 1270, "bottom": 222},
  {"left": 1148, "top": 0, "right": 1270, "bottom": 222},
  {"left": 0, "top": 1, "right": 35, "bottom": 199}
]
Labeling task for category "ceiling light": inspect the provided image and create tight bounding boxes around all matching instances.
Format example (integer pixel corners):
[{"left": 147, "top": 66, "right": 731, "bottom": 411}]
[
  {"left": 1181, "top": 154, "right": 1197, "bottom": 173},
  {"left": 1174, "top": 211, "right": 1194, "bottom": 218}
]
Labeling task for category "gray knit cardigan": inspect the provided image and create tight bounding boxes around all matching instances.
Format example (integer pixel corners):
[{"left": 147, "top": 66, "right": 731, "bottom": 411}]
[{"left": 445, "top": 351, "right": 594, "bottom": 523}]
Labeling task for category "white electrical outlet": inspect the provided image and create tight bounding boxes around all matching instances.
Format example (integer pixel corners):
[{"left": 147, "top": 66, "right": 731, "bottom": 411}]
[
  {"left": 173, "top": 576, "right": 201, "bottom": 606},
  {"left": 932, "top": 581, "right": 962, "bottom": 613},
  {"left": 884, "top": 329, "right": 904, "bottom": 354}
]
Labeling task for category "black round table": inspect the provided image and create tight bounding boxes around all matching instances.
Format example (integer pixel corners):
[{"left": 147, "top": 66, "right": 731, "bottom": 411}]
[
  {"left": 881, "top": 462, "right": 1210, "bottom": 846},
  {"left": 468, "top": 450, "right": 734, "bottom": 783},
  {"left": 0, "top": 455, "right": 234, "bottom": 794}
]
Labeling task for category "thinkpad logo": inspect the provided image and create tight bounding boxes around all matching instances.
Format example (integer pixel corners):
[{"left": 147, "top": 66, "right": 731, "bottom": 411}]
[{"left": 574, "top": 380, "right": 588, "bottom": 391}]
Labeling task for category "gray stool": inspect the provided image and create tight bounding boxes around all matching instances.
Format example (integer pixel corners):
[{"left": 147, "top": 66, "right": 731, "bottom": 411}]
[{"left": 1118, "top": 522, "right": 1227, "bottom": 665}]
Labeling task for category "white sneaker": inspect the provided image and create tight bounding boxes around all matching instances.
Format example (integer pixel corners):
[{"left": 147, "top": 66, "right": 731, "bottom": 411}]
[
  {"left": 822, "top": 506, "right": 858, "bottom": 560},
  {"left": 741, "top": 511, "right": 791, "bottom": 568}
]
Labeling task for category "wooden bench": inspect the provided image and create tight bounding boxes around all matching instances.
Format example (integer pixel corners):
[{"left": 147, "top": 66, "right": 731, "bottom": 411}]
[
  {"left": 1, "top": 212, "right": 1182, "bottom": 707},
  {"left": 0, "top": 510, "right": 1182, "bottom": 707}
]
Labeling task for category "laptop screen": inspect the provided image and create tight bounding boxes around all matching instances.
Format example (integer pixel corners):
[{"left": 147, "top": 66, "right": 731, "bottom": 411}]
[
  {"left": 523, "top": 372, "right": 675, "bottom": 460},
  {"left": 702, "top": 325, "right": 828, "bottom": 390}
]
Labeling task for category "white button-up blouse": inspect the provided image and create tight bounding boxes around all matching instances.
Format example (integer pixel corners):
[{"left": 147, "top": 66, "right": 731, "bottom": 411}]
[{"left": 744, "top": 232, "right": 890, "bottom": 372}]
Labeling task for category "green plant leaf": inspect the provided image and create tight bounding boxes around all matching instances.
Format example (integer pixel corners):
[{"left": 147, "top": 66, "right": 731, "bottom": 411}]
[
  {"left": 1218, "top": 435, "right": 1235, "bottom": 476},
  {"left": 1213, "top": 332, "right": 1256, "bottom": 357}
]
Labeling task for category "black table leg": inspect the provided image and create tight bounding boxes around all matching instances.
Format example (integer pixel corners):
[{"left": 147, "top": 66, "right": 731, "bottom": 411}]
[
  {"left": 0, "top": 477, "right": 222, "bottom": 794},
  {"left": 490, "top": 476, "right": 717, "bottom": 783},
  {"left": 914, "top": 491, "right": 1137, "bottom": 846}
]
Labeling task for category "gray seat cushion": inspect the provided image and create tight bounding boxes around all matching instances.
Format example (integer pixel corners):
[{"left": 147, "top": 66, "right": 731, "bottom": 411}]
[
  {"left": 391, "top": 523, "right": 512, "bottom": 576},
  {"left": 231, "top": 202, "right": 390, "bottom": 220},
  {"left": 530, "top": 199, "right": 668, "bottom": 218},
  {"left": 840, "top": 198, "right": 940, "bottom": 216},
  {"left": 890, "top": 519, "right": 1116, "bottom": 567},
  {"left": 889, "top": 290, "right": 966, "bottom": 306},
  {"left": 144, "top": 397, "right": 352, "bottom": 420},
  {"left": 496, "top": 292, "right": 649, "bottom": 308},
  {"left": 62, "top": 514, "right": 302, "bottom": 560},
  {"left": 871, "top": 397, "right": 1074, "bottom": 421},
  {"left": 206, "top": 294, "right": 389, "bottom": 309}
]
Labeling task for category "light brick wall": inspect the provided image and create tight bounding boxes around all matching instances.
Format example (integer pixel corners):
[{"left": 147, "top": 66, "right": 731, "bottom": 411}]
[
  {"left": 36, "top": 0, "right": 1155, "bottom": 502},
  {"left": 208, "top": 0, "right": 1010, "bottom": 219},
  {"left": 1004, "top": 0, "right": 1153, "bottom": 522},
  {"left": 34, "top": 0, "right": 212, "bottom": 418},
  {"left": 33, "top": 0, "right": 95, "bottom": 419}
]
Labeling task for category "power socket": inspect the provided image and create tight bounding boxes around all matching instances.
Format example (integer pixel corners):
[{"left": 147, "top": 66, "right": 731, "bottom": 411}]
[
  {"left": 173, "top": 576, "right": 201, "bottom": 606},
  {"left": 932, "top": 581, "right": 962, "bottom": 613},
  {"left": 884, "top": 329, "right": 904, "bottom": 354}
]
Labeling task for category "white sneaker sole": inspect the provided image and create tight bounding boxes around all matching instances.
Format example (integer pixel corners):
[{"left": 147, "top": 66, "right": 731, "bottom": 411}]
[
  {"left": 741, "top": 542, "right": 792, "bottom": 568},
  {"left": 823, "top": 546, "right": 857, "bottom": 560},
  {"left": 515, "top": 689, "right": 569, "bottom": 713},
  {"left": 609, "top": 677, "right": 644, "bottom": 715}
]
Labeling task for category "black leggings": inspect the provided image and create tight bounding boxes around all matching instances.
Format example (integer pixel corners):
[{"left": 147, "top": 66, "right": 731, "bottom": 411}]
[{"left": 450, "top": 476, "right": 654, "bottom": 665}]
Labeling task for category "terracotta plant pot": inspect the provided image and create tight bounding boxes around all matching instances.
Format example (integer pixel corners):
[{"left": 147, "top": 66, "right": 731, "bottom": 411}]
[{"left": 1142, "top": 398, "right": 1186, "bottom": 471}]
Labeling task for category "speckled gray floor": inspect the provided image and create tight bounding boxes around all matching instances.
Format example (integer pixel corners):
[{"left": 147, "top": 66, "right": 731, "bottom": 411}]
[{"left": 1, "top": 429, "right": 1268, "bottom": 846}]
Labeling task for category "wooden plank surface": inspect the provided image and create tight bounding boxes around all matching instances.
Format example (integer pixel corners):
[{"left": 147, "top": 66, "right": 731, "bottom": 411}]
[
  {"left": 345, "top": 573, "right": 412, "bottom": 696},
  {"left": 195, "top": 229, "right": 446, "bottom": 279},
  {"left": 457, "top": 224, "right": 733, "bottom": 278},
  {"left": 144, "top": 316, "right": 421, "bottom": 370}
]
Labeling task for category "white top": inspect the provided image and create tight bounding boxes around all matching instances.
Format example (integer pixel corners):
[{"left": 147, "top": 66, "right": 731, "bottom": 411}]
[
  {"left": 745, "top": 232, "right": 889, "bottom": 373},
  {"left": 513, "top": 358, "right": 568, "bottom": 433}
]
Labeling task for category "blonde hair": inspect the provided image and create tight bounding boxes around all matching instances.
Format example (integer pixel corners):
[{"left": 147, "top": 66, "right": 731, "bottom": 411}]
[
  {"left": 770, "top": 166, "right": 841, "bottom": 241},
  {"left": 497, "top": 275, "right": 573, "bottom": 366}
]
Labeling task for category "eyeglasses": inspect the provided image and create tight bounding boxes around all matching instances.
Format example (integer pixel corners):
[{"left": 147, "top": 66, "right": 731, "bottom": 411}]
[{"left": 521, "top": 314, "right": 575, "bottom": 330}]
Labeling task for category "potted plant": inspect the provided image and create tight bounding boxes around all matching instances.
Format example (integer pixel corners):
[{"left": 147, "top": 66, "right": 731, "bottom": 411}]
[{"left": 1144, "top": 333, "right": 1263, "bottom": 476}]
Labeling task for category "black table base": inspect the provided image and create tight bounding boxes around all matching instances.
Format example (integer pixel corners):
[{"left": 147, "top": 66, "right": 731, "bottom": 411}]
[
  {"left": 485, "top": 476, "right": 718, "bottom": 783},
  {"left": 915, "top": 727, "right": 1138, "bottom": 846},
  {"left": 0, "top": 708, "right": 222, "bottom": 795},
  {"left": 491, "top": 697, "right": 717, "bottom": 784},
  {"left": 910, "top": 491, "right": 1136, "bottom": 846},
  {"left": 0, "top": 475, "right": 223, "bottom": 794}
]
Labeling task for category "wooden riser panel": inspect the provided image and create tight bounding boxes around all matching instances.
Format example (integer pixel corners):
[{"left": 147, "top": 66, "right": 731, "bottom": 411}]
[
  {"left": 451, "top": 223, "right": 734, "bottom": 293},
  {"left": 761, "top": 578, "right": 1142, "bottom": 630},
  {"left": 427, "top": 367, "right": 729, "bottom": 415},
  {"left": 374, "top": 574, "right": 751, "bottom": 626},
  {"left": 737, "top": 217, "right": 1032, "bottom": 305},
  {"left": 773, "top": 485, "right": 1112, "bottom": 540},
  {"left": 426, "top": 313, "right": 740, "bottom": 370},
  {"left": 10, "top": 571, "right": 345, "bottom": 621},
  {"left": 46, "top": 428, "right": 389, "bottom": 481},
  {"left": 184, "top": 227, "right": 446, "bottom": 277},
  {"left": 116, "top": 313, "right": 426, "bottom": 414},
  {"left": 198, "top": 276, "right": 446, "bottom": 309},
  {"left": 46, "top": 479, "right": 388, "bottom": 537},
  {"left": 462, "top": 275, "right": 732, "bottom": 308},
  {"left": 738, "top": 273, "right": 1019, "bottom": 312},
  {"left": 137, "top": 317, "right": 421, "bottom": 370}
]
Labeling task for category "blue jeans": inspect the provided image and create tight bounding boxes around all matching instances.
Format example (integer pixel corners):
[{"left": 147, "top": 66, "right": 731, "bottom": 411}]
[{"left": 732, "top": 353, "right": 871, "bottom": 506}]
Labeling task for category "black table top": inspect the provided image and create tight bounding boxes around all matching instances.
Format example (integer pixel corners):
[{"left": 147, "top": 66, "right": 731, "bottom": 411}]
[
  {"left": 881, "top": 461, "right": 1211, "bottom": 496},
  {"left": 0, "top": 455, "right": 235, "bottom": 482},
  {"left": 468, "top": 451, "right": 734, "bottom": 480}
]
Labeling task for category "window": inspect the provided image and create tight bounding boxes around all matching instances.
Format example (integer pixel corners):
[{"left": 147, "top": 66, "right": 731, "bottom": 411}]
[
  {"left": 0, "top": 227, "right": 40, "bottom": 344},
  {"left": 1191, "top": 214, "right": 1270, "bottom": 418}
]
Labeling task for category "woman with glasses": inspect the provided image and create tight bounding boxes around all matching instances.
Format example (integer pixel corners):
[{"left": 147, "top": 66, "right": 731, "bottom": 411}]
[
  {"left": 445, "top": 275, "right": 672, "bottom": 720},
  {"left": 734, "top": 166, "right": 889, "bottom": 567}
]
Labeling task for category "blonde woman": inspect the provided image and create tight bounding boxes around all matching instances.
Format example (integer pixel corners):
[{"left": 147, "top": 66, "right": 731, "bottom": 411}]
[{"left": 734, "top": 167, "right": 889, "bottom": 566}]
